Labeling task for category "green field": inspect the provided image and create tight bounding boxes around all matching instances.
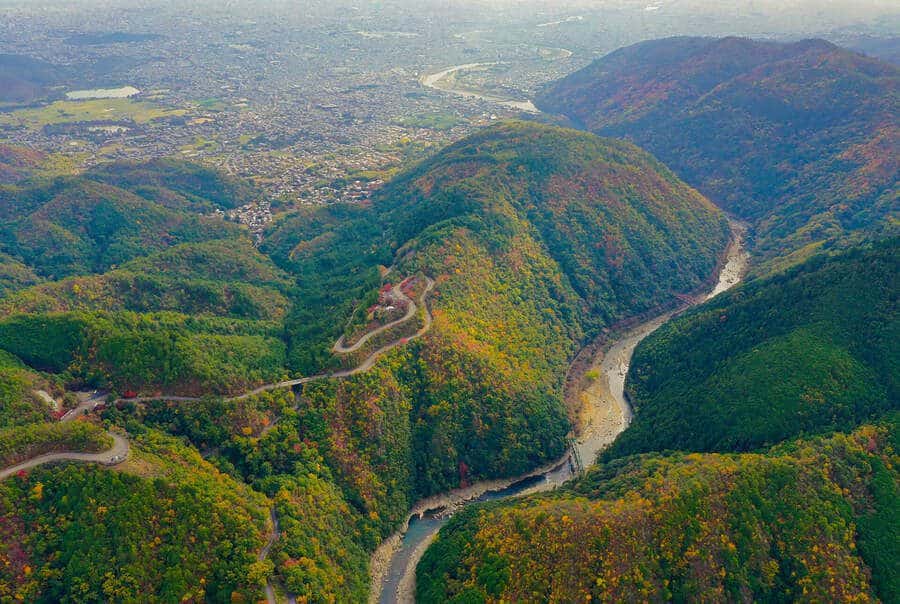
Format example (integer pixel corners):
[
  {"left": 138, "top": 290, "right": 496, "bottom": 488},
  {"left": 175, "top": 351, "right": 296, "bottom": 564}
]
[
  {"left": 0, "top": 98, "right": 186, "bottom": 129},
  {"left": 395, "top": 112, "right": 462, "bottom": 131}
]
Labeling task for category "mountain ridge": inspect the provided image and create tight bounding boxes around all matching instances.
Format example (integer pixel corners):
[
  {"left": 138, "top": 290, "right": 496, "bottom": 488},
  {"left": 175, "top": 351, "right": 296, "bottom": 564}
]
[{"left": 536, "top": 36, "right": 899, "bottom": 273}]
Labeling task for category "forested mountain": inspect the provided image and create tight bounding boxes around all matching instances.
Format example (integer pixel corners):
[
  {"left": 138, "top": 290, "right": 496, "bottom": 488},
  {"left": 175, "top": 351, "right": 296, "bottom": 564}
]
[
  {"left": 0, "top": 121, "right": 732, "bottom": 599},
  {"left": 0, "top": 161, "right": 289, "bottom": 396},
  {"left": 227, "top": 121, "right": 729, "bottom": 595},
  {"left": 261, "top": 120, "right": 729, "bottom": 496},
  {"left": 0, "top": 430, "right": 272, "bottom": 602},
  {"left": 418, "top": 418, "right": 899, "bottom": 603},
  {"left": 265, "top": 121, "right": 730, "bottom": 375},
  {"left": 607, "top": 241, "right": 898, "bottom": 459},
  {"left": 0, "top": 167, "right": 248, "bottom": 280},
  {"left": 537, "top": 37, "right": 899, "bottom": 273}
]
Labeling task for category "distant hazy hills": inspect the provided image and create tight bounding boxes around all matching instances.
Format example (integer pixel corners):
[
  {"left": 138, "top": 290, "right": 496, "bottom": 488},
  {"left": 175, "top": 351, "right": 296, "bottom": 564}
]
[
  {"left": 537, "top": 36, "right": 899, "bottom": 273},
  {"left": 844, "top": 35, "right": 900, "bottom": 65},
  {"left": 0, "top": 54, "right": 66, "bottom": 104}
]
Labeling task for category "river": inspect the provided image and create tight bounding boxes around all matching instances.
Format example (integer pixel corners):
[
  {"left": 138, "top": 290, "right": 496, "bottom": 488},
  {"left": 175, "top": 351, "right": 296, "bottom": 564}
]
[
  {"left": 420, "top": 63, "right": 540, "bottom": 114},
  {"left": 370, "top": 221, "right": 749, "bottom": 604}
]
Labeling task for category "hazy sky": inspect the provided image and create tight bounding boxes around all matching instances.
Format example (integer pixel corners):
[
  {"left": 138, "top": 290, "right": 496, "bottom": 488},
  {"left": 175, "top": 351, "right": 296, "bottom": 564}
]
[{"left": 1, "top": 0, "right": 897, "bottom": 40}]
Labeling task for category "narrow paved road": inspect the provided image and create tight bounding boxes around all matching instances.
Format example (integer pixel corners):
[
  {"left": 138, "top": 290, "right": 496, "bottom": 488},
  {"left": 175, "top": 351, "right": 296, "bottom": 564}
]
[
  {"left": 0, "top": 432, "right": 129, "bottom": 480},
  {"left": 334, "top": 284, "right": 418, "bottom": 354},
  {"left": 5, "top": 276, "right": 432, "bottom": 602},
  {"left": 259, "top": 507, "right": 280, "bottom": 562},
  {"left": 115, "top": 277, "right": 435, "bottom": 406},
  {"left": 260, "top": 507, "right": 280, "bottom": 604},
  {"left": 335, "top": 278, "right": 435, "bottom": 375}
]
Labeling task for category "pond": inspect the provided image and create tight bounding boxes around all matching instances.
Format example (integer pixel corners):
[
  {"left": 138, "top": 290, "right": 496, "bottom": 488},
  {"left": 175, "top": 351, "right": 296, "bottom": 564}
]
[{"left": 65, "top": 86, "right": 141, "bottom": 100}]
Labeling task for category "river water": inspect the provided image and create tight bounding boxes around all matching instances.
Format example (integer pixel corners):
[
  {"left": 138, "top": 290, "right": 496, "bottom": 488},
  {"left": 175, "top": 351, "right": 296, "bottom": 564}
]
[
  {"left": 371, "top": 222, "right": 749, "bottom": 604},
  {"left": 420, "top": 63, "right": 540, "bottom": 113}
]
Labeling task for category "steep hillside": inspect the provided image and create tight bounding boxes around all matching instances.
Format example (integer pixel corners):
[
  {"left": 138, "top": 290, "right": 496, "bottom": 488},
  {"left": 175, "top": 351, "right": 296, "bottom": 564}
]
[
  {"left": 0, "top": 429, "right": 272, "bottom": 603},
  {"left": 0, "top": 252, "right": 39, "bottom": 298},
  {"left": 606, "top": 241, "right": 898, "bottom": 460},
  {"left": 0, "top": 122, "right": 731, "bottom": 599},
  {"left": 0, "top": 239, "right": 294, "bottom": 320},
  {"left": 0, "top": 350, "right": 55, "bottom": 428},
  {"left": 263, "top": 121, "right": 730, "bottom": 494},
  {"left": 537, "top": 37, "right": 899, "bottom": 272},
  {"left": 125, "top": 384, "right": 413, "bottom": 602},
  {"left": 419, "top": 420, "right": 899, "bottom": 603}
]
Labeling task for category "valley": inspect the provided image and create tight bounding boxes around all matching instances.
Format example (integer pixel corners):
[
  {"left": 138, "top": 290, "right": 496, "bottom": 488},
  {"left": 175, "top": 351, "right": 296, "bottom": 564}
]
[
  {"left": 374, "top": 219, "right": 749, "bottom": 604},
  {"left": 0, "top": 3, "right": 896, "bottom": 603}
]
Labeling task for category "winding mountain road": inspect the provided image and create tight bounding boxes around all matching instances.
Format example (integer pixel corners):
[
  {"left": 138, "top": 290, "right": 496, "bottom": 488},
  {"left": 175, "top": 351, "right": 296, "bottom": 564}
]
[
  {"left": 260, "top": 507, "right": 281, "bottom": 604},
  {"left": 334, "top": 283, "right": 418, "bottom": 354},
  {"left": 0, "top": 275, "right": 436, "bottom": 604},
  {"left": 0, "top": 432, "right": 129, "bottom": 480},
  {"left": 117, "top": 277, "right": 435, "bottom": 406}
]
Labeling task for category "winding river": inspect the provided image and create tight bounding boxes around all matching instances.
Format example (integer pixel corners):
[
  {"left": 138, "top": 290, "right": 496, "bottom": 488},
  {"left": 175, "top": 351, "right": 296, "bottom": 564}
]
[
  {"left": 420, "top": 63, "right": 540, "bottom": 113},
  {"left": 370, "top": 221, "right": 749, "bottom": 604}
]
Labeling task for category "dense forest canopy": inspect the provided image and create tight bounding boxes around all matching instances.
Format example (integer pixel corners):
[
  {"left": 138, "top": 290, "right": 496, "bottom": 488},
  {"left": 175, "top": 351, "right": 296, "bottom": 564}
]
[
  {"left": 416, "top": 37, "right": 899, "bottom": 603},
  {"left": 0, "top": 122, "right": 732, "bottom": 600},
  {"left": 537, "top": 37, "right": 899, "bottom": 274},
  {"left": 606, "top": 240, "right": 899, "bottom": 459},
  {"left": 418, "top": 418, "right": 899, "bottom": 603}
]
